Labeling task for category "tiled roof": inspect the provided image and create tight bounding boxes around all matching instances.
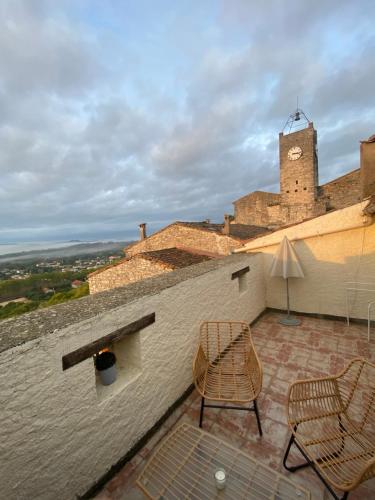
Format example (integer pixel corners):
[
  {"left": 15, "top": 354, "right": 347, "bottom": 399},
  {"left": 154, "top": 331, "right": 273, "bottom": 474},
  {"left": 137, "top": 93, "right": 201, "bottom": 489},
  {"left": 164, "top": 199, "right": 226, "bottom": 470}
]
[
  {"left": 123, "top": 221, "right": 272, "bottom": 257},
  {"left": 229, "top": 224, "right": 271, "bottom": 240},
  {"left": 176, "top": 221, "right": 271, "bottom": 241},
  {"left": 89, "top": 247, "right": 214, "bottom": 278},
  {"left": 139, "top": 248, "right": 213, "bottom": 269}
]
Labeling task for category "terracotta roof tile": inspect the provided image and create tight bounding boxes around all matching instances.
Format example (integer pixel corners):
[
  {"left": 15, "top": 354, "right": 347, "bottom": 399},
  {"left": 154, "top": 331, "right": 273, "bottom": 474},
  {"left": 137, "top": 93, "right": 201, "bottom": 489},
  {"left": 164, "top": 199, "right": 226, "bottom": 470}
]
[
  {"left": 139, "top": 248, "right": 213, "bottom": 269},
  {"left": 176, "top": 221, "right": 271, "bottom": 241},
  {"left": 89, "top": 247, "right": 213, "bottom": 278}
]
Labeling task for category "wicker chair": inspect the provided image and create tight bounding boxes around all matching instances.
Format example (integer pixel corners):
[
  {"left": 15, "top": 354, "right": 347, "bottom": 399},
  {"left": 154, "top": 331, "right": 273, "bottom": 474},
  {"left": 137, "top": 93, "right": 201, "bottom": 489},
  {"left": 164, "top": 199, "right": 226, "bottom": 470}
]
[
  {"left": 192, "top": 321, "right": 263, "bottom": 435},
  {"left": 283, "top": 358, "right": 375, "bottom": 500}
]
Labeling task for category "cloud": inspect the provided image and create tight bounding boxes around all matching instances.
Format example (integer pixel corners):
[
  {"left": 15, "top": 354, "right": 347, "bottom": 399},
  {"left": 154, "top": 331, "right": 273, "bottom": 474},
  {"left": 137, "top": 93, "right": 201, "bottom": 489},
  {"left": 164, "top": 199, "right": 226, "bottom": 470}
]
[
  {"left": 0, "top": 0, "right": 374, "bottom": 242},
  {"left": 0, "top": 0, "right": 103, "bottom": 98}
]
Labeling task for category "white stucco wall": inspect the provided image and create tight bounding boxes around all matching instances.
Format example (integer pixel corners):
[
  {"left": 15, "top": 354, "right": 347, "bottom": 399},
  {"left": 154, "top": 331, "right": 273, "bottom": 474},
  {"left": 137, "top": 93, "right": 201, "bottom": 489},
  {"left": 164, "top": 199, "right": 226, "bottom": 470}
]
[
  {"left": 242, "top": 202, "right": 375, "bottom": 319},
  {"left": 0, "top": 253, "right": 265, "bottom": 500}
]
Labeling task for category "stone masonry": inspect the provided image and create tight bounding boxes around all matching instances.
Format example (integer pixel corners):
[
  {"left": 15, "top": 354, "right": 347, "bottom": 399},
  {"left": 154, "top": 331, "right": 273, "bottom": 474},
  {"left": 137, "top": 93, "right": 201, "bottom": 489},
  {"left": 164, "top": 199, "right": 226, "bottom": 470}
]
[
  {"left": 89, "top": 255, "right": 171, "bottom": 294},
  {"left": 125, "top": 222, "right": 269, "bottom": 258},
  {"left": 234, "top": 119, "right": 374, "bottom": 227},
  {"left": 319, "top": 169, "right": 361, "bottom": 211},
  {"left": 279, "top": 123, "right": 318, "bottom": 206},
  {"left": 233, "top": 191, "right": 282, "bottom": 226},
  {"left": 360, "top": 135, "right": 375, "bottom": 198},
  {"left": 88, "top": 248, "right": 213, "bottom": 294},
  {"left": 88, "top": 223, "right": 269, "bottom": 295}
]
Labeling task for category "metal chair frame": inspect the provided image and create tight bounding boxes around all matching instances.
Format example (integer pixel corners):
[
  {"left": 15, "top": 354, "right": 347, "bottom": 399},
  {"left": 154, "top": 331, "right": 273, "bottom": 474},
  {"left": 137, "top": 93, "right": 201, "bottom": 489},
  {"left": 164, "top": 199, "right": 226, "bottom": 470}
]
[{"left": 283, "top": 358, "right": 375, "bottom": 500}]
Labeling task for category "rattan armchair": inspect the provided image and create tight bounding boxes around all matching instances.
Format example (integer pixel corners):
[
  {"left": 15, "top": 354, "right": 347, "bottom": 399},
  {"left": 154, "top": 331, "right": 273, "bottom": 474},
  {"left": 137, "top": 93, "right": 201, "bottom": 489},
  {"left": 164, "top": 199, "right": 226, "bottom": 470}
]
[
  {"left": 192, "top": 321, "right": 263, "bottom": 435},
  {"left": 283, "top": 358, "right": 375, "bottom": 500}
]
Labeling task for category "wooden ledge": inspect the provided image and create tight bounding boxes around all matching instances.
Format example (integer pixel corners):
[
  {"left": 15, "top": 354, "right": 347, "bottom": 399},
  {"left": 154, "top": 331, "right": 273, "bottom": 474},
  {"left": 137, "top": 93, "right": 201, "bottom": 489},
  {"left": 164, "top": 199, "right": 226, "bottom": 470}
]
[
  {"left": 231, "top": 266, "right": 250, "bottom": 280},
  {"left": 62, "top": 313, "right": 155, "bottom": 371}
]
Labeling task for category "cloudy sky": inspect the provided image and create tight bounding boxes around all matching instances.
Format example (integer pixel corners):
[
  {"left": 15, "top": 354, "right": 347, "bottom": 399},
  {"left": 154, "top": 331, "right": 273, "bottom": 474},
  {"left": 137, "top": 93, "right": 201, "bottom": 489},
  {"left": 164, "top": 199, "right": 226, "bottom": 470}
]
[{"left": 0, "top": 0, "right": 374, "bottom": 243}]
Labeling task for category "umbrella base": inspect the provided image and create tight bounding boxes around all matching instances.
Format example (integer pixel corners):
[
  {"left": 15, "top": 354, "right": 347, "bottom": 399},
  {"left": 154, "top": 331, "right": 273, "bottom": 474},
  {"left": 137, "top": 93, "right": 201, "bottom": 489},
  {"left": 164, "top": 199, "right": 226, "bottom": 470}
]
[{"left": 279, "top": 316, "right": 301, "bottom": 326}]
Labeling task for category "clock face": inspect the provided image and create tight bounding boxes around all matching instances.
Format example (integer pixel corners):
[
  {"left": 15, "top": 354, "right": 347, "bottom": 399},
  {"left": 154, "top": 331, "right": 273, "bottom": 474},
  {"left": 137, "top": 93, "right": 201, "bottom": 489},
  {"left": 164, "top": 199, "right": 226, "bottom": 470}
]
[{"left": 288, "top": 146, "right": 303, "bottom": 161}]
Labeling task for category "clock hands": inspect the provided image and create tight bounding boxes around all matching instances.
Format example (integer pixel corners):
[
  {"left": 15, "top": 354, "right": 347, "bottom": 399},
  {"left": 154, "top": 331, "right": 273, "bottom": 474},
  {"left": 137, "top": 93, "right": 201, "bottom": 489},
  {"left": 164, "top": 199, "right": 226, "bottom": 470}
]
[{"left": 288, "top": 147, "right": 302, "bottom": 160}]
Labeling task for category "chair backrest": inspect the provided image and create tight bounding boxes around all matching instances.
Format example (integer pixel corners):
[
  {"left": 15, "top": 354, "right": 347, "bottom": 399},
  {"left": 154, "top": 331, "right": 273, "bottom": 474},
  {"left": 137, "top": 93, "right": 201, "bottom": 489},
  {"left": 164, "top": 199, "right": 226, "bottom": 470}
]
[
  {"left": 199, "top": 321, "right": 251, "bottom": 364},
  {"left": 338, "top": 358, "right": 375, "bottom": 432}
]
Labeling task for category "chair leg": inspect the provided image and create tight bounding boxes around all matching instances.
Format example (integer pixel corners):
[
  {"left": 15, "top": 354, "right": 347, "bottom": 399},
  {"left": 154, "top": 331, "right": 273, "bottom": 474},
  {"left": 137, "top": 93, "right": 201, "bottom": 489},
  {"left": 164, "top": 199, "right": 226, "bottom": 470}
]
[
  {"left": 199, "top": 398, "right": 263, "bottom": 434},
  {"left": 283, "top": 431, "right": 350, "bottom": 500},
  {"left": 253, "top": 399, "right": 262, "bottom": 436},
  {"left": 283, "top": 431, "right": 311, "bottom": 472},
  {"left": 199, "top": 397, "right": 205, "bottom": 428}
]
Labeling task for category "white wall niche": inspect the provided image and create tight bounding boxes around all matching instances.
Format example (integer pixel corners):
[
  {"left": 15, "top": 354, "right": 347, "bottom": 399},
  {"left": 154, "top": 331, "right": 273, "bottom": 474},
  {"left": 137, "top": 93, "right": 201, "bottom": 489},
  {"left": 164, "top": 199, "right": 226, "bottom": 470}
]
[
  {"left": 238, "top": 273, "right": 248, "bottom": 294},
  {"left": 95, "top": 330, "right": 142, "bottom": 402}
]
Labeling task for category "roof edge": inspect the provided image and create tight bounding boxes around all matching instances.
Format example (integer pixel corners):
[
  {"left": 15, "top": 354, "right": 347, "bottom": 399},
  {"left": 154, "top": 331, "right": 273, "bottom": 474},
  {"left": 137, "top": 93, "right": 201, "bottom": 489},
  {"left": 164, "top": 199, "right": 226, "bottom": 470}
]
[{"left": 319, "top": 168, "right": 360, "bottom": 188}]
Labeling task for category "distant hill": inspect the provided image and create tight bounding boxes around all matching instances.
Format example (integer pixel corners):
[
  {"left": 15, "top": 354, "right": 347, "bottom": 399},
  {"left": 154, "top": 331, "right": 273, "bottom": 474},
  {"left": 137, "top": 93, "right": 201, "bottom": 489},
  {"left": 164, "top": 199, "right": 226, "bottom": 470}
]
[{"left": 0, "top": 241, "right": 133, "bottom": 263}]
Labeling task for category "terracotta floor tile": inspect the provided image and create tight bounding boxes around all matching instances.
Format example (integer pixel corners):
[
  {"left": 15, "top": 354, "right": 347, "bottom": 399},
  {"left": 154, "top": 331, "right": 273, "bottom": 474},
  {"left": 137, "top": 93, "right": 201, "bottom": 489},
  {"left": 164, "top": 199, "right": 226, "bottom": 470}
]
[
  {"left": 240, "top": 435, "right": 283, "bottom": 470},
  {"left": 208, "top": 421, "right": 247, "bottom": 449},
  {"left": 266, "top": 377, "right": 290, "bottom": 403}
]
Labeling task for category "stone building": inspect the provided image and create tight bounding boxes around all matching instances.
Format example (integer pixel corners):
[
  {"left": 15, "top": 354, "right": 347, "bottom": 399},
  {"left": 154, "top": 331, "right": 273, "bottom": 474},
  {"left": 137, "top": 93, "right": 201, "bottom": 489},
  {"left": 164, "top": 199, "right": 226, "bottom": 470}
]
[
  {"left": 89, "top": 247, "right": 213, "bottom": 294},
  {"left": 88, "top": 220, "right": 270, "bottom": 294},
  {"left": 89, "top": 113, "right": 374, "bottom": 296},
  {"left": 361, "top": 134, "right": 375, "bottom": 198},
  {"left": 125, "top": 220, "right": 270, "bottom": 258},
  {"left": 233, "top": 110, "right": 374, "bottom": 227}
]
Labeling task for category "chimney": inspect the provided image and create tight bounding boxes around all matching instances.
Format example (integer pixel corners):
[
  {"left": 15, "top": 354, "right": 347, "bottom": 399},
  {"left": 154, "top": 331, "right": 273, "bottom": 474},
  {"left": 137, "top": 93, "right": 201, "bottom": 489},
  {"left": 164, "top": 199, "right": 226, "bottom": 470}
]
[
  {"left": 223, "top": 214, "right": 233, "bottom": 235},
  {"left": 360, "top": 134, "right": 375, "bottom": 199},
  {"left": 139, "top": 223, "right": 147, "bottom": 240}
]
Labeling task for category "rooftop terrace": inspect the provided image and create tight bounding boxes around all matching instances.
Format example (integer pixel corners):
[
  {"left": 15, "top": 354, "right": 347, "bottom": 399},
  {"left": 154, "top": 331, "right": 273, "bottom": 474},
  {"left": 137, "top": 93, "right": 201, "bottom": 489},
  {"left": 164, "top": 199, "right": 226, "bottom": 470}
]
[
  {"left": 93, "top": 311, "right": 375, "bottom": 500},
  {"left": 1, "top": 201, "right": 374, "bottom": 500}
]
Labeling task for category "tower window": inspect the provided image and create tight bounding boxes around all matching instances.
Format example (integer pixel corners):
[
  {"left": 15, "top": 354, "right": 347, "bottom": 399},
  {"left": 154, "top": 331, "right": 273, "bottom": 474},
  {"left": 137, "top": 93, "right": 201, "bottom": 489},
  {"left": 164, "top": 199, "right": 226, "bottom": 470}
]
[
  {"left": 303, "top": 187, "right": 307, "bottom": 191},
  {"left": 295, "top": 189, "right": 298, "bottom": 192},
  {"left": 296, "top": 180, "right": 298, "bottom": 185},
  {"left": 286, "top": 190, "right": 289, "bottom": 193}
]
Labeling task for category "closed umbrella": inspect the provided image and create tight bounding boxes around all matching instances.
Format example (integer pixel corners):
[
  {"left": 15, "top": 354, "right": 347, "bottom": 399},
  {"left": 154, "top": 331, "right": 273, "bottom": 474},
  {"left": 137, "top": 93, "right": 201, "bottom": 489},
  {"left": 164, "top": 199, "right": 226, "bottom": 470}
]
[{"left": 270, "top": 236, "right": 305, "bottom": 326}]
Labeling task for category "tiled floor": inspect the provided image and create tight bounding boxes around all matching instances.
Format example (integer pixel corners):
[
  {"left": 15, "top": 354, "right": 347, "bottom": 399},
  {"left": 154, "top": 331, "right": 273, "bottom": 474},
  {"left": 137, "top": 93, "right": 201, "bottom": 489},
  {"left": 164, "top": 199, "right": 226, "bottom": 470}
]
[{"left": 94, "top": 312, "right": 375, "bottom": 500}]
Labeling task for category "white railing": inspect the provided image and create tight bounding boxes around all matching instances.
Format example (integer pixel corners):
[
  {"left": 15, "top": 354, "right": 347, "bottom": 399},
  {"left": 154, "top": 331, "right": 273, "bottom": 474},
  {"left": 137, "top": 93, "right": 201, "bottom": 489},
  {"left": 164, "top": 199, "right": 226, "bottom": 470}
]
[{"left": 345, "top": 282, "right": 375, "bottom": 341}]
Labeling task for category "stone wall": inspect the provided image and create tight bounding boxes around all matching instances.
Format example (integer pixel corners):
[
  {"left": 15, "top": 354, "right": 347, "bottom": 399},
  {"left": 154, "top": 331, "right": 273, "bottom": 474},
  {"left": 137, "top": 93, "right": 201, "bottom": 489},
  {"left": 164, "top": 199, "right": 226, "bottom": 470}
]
[
  {"left": 234, "top": 168, "right": 362, "bottom": 228},
  {"left": 0, "top": 254, "right": 265, "bottom": 500},
  {"left": 89, "top": 256, "right": 170, "bottom": 294},
  {"left": 126, "top": 224, "right": 243, "bottom": 257},
  {"left": 233, "top": 124, "right": 366, "bottom": 228},
  {"left": 234, "top": 124, "right": 322, "bottom": 227},
  {"left": 233, "top": 191, "right": 281, "bottom": 226},
  {"left": 281, "top": 197, "right": 327, "bottom": 224},
  {"left": 360, "top": 140, "right": 375, "bottom": 198},
  {"left": 319, "top": 169, "right": 361, "bottom": 210},
  {"left": 279, "top": 123, "right": 318, "bottom": 207}
]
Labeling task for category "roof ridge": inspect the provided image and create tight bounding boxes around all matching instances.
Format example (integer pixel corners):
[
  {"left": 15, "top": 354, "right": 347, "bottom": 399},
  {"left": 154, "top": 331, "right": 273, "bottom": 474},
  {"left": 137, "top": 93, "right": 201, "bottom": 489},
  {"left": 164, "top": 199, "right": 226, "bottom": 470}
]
[{"left": 320, "top": 168, "right": 360, "bottom": 187}]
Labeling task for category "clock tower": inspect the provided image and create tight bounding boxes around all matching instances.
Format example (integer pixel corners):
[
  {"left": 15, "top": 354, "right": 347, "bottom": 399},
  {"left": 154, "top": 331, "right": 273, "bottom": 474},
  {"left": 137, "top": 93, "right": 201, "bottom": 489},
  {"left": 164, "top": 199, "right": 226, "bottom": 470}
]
[{"left": 279, "top": 110, "right": 318, "bottom": 210}]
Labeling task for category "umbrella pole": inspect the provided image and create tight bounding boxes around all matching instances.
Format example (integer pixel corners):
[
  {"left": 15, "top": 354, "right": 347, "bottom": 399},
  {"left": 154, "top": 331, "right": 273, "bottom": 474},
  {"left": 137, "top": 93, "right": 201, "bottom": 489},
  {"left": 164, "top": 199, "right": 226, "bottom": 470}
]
[
  {"left": 279, "top": 277, "right": 301, "bottom": 326},
  {"left": 286, "top": 278, "right": 290, "bottom": 317}
]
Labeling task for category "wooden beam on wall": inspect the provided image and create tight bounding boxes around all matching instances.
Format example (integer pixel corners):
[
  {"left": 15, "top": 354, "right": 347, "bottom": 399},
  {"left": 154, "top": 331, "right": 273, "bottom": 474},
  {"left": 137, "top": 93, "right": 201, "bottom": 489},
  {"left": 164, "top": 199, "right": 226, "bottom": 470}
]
[
  {"left": 231, "top": 266, "right": 250, "bottom": 280},
  {"left": 62, "top": 312, "right": 155, "bottom": 371}
]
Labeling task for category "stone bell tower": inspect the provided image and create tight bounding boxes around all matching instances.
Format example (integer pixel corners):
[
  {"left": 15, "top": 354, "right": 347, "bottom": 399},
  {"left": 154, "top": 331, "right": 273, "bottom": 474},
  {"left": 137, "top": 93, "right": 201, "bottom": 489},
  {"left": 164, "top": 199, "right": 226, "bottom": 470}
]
[{"left": 279, "top": 109, "right": 319, "bottom": 221}]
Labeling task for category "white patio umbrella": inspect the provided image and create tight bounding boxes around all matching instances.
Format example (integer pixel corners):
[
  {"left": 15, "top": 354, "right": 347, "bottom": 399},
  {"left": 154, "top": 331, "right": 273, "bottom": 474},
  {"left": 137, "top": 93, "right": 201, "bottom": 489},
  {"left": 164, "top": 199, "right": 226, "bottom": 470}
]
[{"left": 270, "top": 236, "right": 305, "bottom": 326}]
